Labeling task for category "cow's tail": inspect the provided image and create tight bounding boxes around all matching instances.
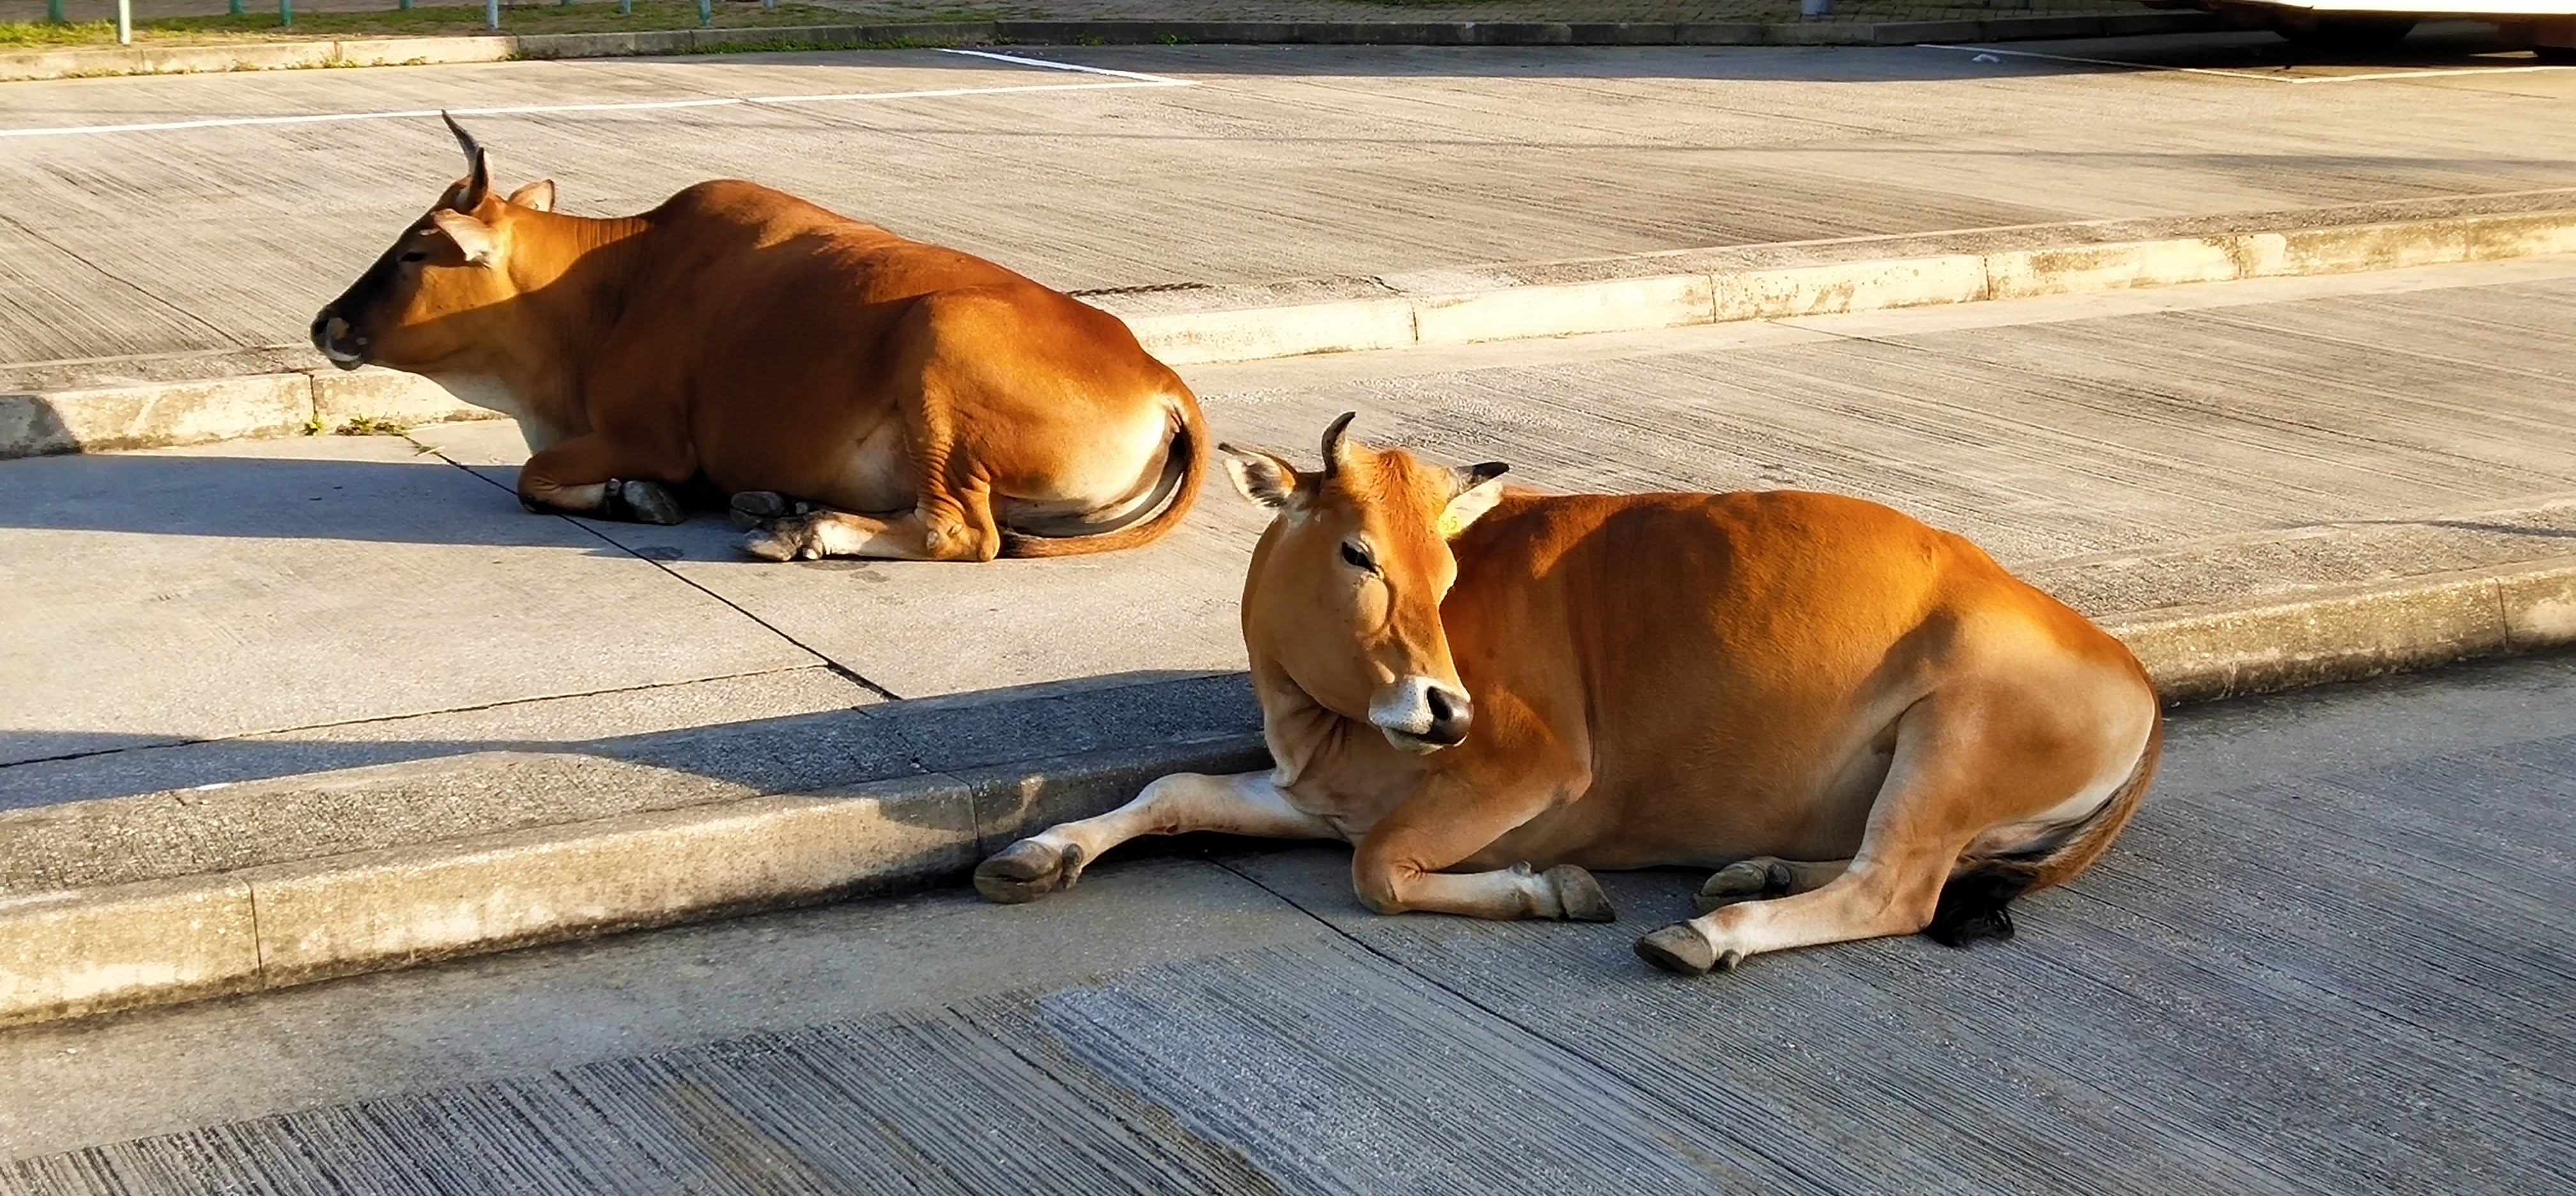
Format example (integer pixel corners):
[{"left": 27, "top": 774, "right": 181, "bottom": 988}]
[
  {"left": 999, "top": 388, "right": 1208, "bottom": 559},
  {"left": 1924, "top": 708, "right": 2165, "bottom": 948}
]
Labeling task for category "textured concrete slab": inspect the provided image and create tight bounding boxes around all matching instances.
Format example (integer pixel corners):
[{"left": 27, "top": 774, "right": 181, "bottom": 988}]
[
  {"left": 0, "top": 434, "right": 816, "bottom": 767},
  {"left": 1, "top": 653, "right": 2565, "bottom": 1191},
  {"left": 0, "top": 670, "right": 1260, "bottom": 893},
  {"left": 3, "top": 261, "right": 2571, "bottom": 1027},
  {"left": 5, "top": 41, "right": 2576, "bottom": 369}
]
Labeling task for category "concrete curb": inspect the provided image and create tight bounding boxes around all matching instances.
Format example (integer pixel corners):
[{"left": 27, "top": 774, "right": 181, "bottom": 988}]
[
  {"left": 0, "top": 13, "right": 2221, "bottom": 83},
  {"left": 11, "top": 198, "right": 2576, "bottom": 460},
  {"left": 2, "top": 556, "right": 2569, "bottom": 1028},
  {"left": 0, "top": 368, "right": 487, "bottom": 457},
  {"left": 1117, "top": 206, "right": 2576, "bottom": 365}
]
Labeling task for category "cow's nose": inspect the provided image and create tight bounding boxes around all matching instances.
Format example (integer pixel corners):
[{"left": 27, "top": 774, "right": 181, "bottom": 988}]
[
  {"left": 311, "top": 310, "right": 366, "bottom": 368},
  {"left": 1422, "top": 684, "right": 1473, "bottom": 746}
]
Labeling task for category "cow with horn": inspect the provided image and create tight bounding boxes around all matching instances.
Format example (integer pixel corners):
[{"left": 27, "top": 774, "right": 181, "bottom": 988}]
[
  {"left": 314, "top": 114, "right": 1206, "bottom": 562},
  {"left": 976, "top": 413, "right": 2164, "bottom": 975}
]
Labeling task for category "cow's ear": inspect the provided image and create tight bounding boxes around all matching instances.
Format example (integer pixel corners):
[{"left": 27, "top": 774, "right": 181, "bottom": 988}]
[
  {"left": 429, "top": 210, "right": 501, "bottom": 266},
  {"left": 1438, "top": 462, "right": 1510, "bottom": 538},
  {"left": 1221, "top": 443, "right": 1305, "bottom": 510},
  {"left": 507, "top": 179, "right": 556, "bottom": 212}
]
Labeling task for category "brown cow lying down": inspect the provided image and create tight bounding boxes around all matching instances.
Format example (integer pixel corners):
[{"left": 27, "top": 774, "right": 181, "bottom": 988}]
[
  {"left": 976, "top": 414, "right": 2164, "bottom": 975},
  {"left": 312, "top": 115, "right": 1204, "bottom": 562}
]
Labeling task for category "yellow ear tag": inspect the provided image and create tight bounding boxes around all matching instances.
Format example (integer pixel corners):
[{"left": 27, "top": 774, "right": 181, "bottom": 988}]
[{"left": 1437, "top": 510, "right": 1464, "bottom": 538}]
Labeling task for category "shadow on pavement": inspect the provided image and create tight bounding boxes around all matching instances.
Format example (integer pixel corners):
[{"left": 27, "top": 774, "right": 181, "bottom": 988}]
[{"left": 0, "top": 667, "right": 1261, "bottom": 814}]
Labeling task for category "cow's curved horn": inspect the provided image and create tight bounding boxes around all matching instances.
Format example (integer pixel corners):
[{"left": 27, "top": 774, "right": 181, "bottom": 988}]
[
  {"left": 1456, "top": 461, "right": 1510, "bottom": 489},
  {"left": 441, "top": 111, "right": 489, "bottom": 211},
  {"left": 1318, "top": 411, "right": 1358, "bottom": 479}
]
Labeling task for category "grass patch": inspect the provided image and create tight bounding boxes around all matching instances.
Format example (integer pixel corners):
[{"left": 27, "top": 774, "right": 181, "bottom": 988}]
[
  {"left": 330, "top": 415, "right": 413, "bottom": 436},
  {"left": 2, "top": 2, "right": 997, "bottom": 49}
]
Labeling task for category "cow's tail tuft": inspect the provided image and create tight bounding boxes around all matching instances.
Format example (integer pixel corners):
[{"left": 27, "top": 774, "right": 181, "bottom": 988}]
[{"left": 1925, "top": 710, "right": 2165, "bottom": 949}]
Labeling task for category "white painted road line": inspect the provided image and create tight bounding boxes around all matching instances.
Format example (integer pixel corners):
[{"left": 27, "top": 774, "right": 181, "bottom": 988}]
[
  {"left": 0, "top": 59, "right": 1191, "bottom": 141},
  {"left": 936, "top": 46, "right": 1189, "bottom": 83},
  {"left": 1921, "top": 43, "right": 2293, "bottom": 81},
  {"left": 2282, "top": 64, "right": 2570, "bottom": 83},
  {"left": 1924, "top": 42, "right": 2570, "bottom": 84}
]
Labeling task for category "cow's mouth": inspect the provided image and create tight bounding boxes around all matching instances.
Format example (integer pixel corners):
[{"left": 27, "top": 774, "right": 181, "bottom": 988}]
[{"left": 1379, "top": 726, "right": 1453, "bottom": 755}]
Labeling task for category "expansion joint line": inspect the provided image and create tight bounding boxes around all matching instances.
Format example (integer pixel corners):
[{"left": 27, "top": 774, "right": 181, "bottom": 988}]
[{"left": 408, "top": 437, "right": 902, "bottom": 703}]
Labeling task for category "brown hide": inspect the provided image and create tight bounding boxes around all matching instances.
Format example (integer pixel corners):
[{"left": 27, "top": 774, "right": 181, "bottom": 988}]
[
  {"left": 315, "top": 125, "right": 1202, "bottom": 561},
  {"left": 974, "top": 418, "right": 2164, "bottom": 972}
]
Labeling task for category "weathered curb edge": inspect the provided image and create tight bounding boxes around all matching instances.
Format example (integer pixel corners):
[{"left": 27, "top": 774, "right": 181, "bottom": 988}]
[
  {"left": 4, "top": 556, "right": 2570, "bottom": 1029},
  {"left": 0, "top": 13, "right": 2221, "bottom": 83},
  {"left": 13, "top": 203, "right": 2576, "bottom": 461},
  {"left": 1124, "top": 206, "right": 2576, "bottom": 365},
  {"left": 0, "top": 368, "right": 488, "bottom": 459}
]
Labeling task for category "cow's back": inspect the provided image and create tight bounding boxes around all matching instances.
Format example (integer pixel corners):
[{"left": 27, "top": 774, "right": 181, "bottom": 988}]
[{"left": 589, "top": 180, "right": 1167, "bottom": 499}]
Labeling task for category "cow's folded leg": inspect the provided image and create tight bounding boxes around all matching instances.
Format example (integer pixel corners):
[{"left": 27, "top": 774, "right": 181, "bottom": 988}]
[
  {"left": 975, "top": 770, "right": 1340, "bottom": 903},
  {"left": 728, "top": 491, "right": 814, "bottom": 530},
  {"left": 1692, "top": 857, "right": 1851, "bottom": 914},
  {"left": 518, "top": 433, "right": 689, "bottom": 521},
  {"left": 1349, "top": 758, "right": 1611, "bottom": 923},
  {"left": 604, "top": 479, "right": 684, "bottom": 525},
  {"left": 739, "top": 509, "right": 934, "bottom": 561}
]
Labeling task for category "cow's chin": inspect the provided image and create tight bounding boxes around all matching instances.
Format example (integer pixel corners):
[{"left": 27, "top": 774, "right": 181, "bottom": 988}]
[
  {"left": 1380, "top": 726, "right": 1453, "bottom": 755},
  {"left": 323, "top": 350, "right": 366, "bottom": 371}
]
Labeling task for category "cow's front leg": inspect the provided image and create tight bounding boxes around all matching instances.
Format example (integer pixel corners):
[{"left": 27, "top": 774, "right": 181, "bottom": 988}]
[
  {"left": 739, "top": 509, "right": 933, "bottom": 562},
  {"left": 1349, "top": 770, "right": 1613, "bottom": 923},
  {"left": 518, "top": 433, "right": 687, "bottom": 525},
  {"left": 739, "top": 488, "right": 1002, "bottom": 563},
  {"left": 974, "top": 771, "right": 1340, "bottom": 903}
]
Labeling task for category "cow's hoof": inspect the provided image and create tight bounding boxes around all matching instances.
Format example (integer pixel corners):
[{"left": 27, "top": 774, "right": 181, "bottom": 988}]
[
  {"left": 739, "top": 526, "right": 799, "bottom": 561},
  {"left": 612, "top": 479, "right": 684, "bottom": 526},
  {"left": 739, "top": 514, "right": 830, "bottom": 562},
  {"left": 1635, "top": 923, "right": 1740, "bottom": 976},
  {"left": 1692, "top": 858, "right": 1795, "bottom": 915},
  {"left": 974, "top": 838, "right": 1085, "bottom": 904},
  {"left": 729, "top": 491, "right": 810, "bottom": 530},
  {"left": 1546, "top": 864, "right": 1617, "bottom": 923}
]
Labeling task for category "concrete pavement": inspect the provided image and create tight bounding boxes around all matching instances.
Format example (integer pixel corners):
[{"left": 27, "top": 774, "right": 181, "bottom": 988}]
[
  {"left": 3, "top": 651, "right": 2568, "bottom": 1190},
  {"left": 3, "top": 256, "right": 2573, "bottom": 1022},
  {"left": 6, "top": 39, "right": 2576, "bottom": 374},
  {"left": 12, "top": 256, "right": 2573, "bottom": 778}
]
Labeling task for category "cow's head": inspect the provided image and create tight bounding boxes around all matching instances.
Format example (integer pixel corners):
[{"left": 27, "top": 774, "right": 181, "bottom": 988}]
[
  {"left": 1223, "top": 413, "right": 1510, "bottom": 753},
  {"left": 310, "top": 114, "right": 560, "bottom": 373}
]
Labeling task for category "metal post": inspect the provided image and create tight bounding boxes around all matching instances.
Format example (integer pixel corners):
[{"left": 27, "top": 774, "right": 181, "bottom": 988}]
[
  {"left": 229, "top": 0, "right": 243, "bottom": 14},
  {"left": 763, "top": 0, "right": 774, "bottom": 8},
  {"left": 399, "top": 0, "right": 411, "bottom": 11},
  {"left": 280, "top": 0, "right": 293, "bottom": 27},
  {"left": 46, "top": 0, "right": 62, "bottom": 24},
  {"left": 698, "top": 0, "right": 711, "bottom": 27},
  {"left": 117, "top": 0, "right": 131, "bottom": 43},
  {"left": 486, "top": 0, "right": 499, "bottom": 30},
  {"left": 619, "top": 0, "right": 631, "bottom": 13},
  {"left": 1800, "top": 0, "right": 1834, "bottom": 17}
]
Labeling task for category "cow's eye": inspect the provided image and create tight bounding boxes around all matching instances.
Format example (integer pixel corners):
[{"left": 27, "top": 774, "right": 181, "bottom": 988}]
[
  {"left": 399, "top": 250, "right": 428, "bottom": 263},
  {"left": 1339, "top": 541, "right": 1376, "bottom": 573}
]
